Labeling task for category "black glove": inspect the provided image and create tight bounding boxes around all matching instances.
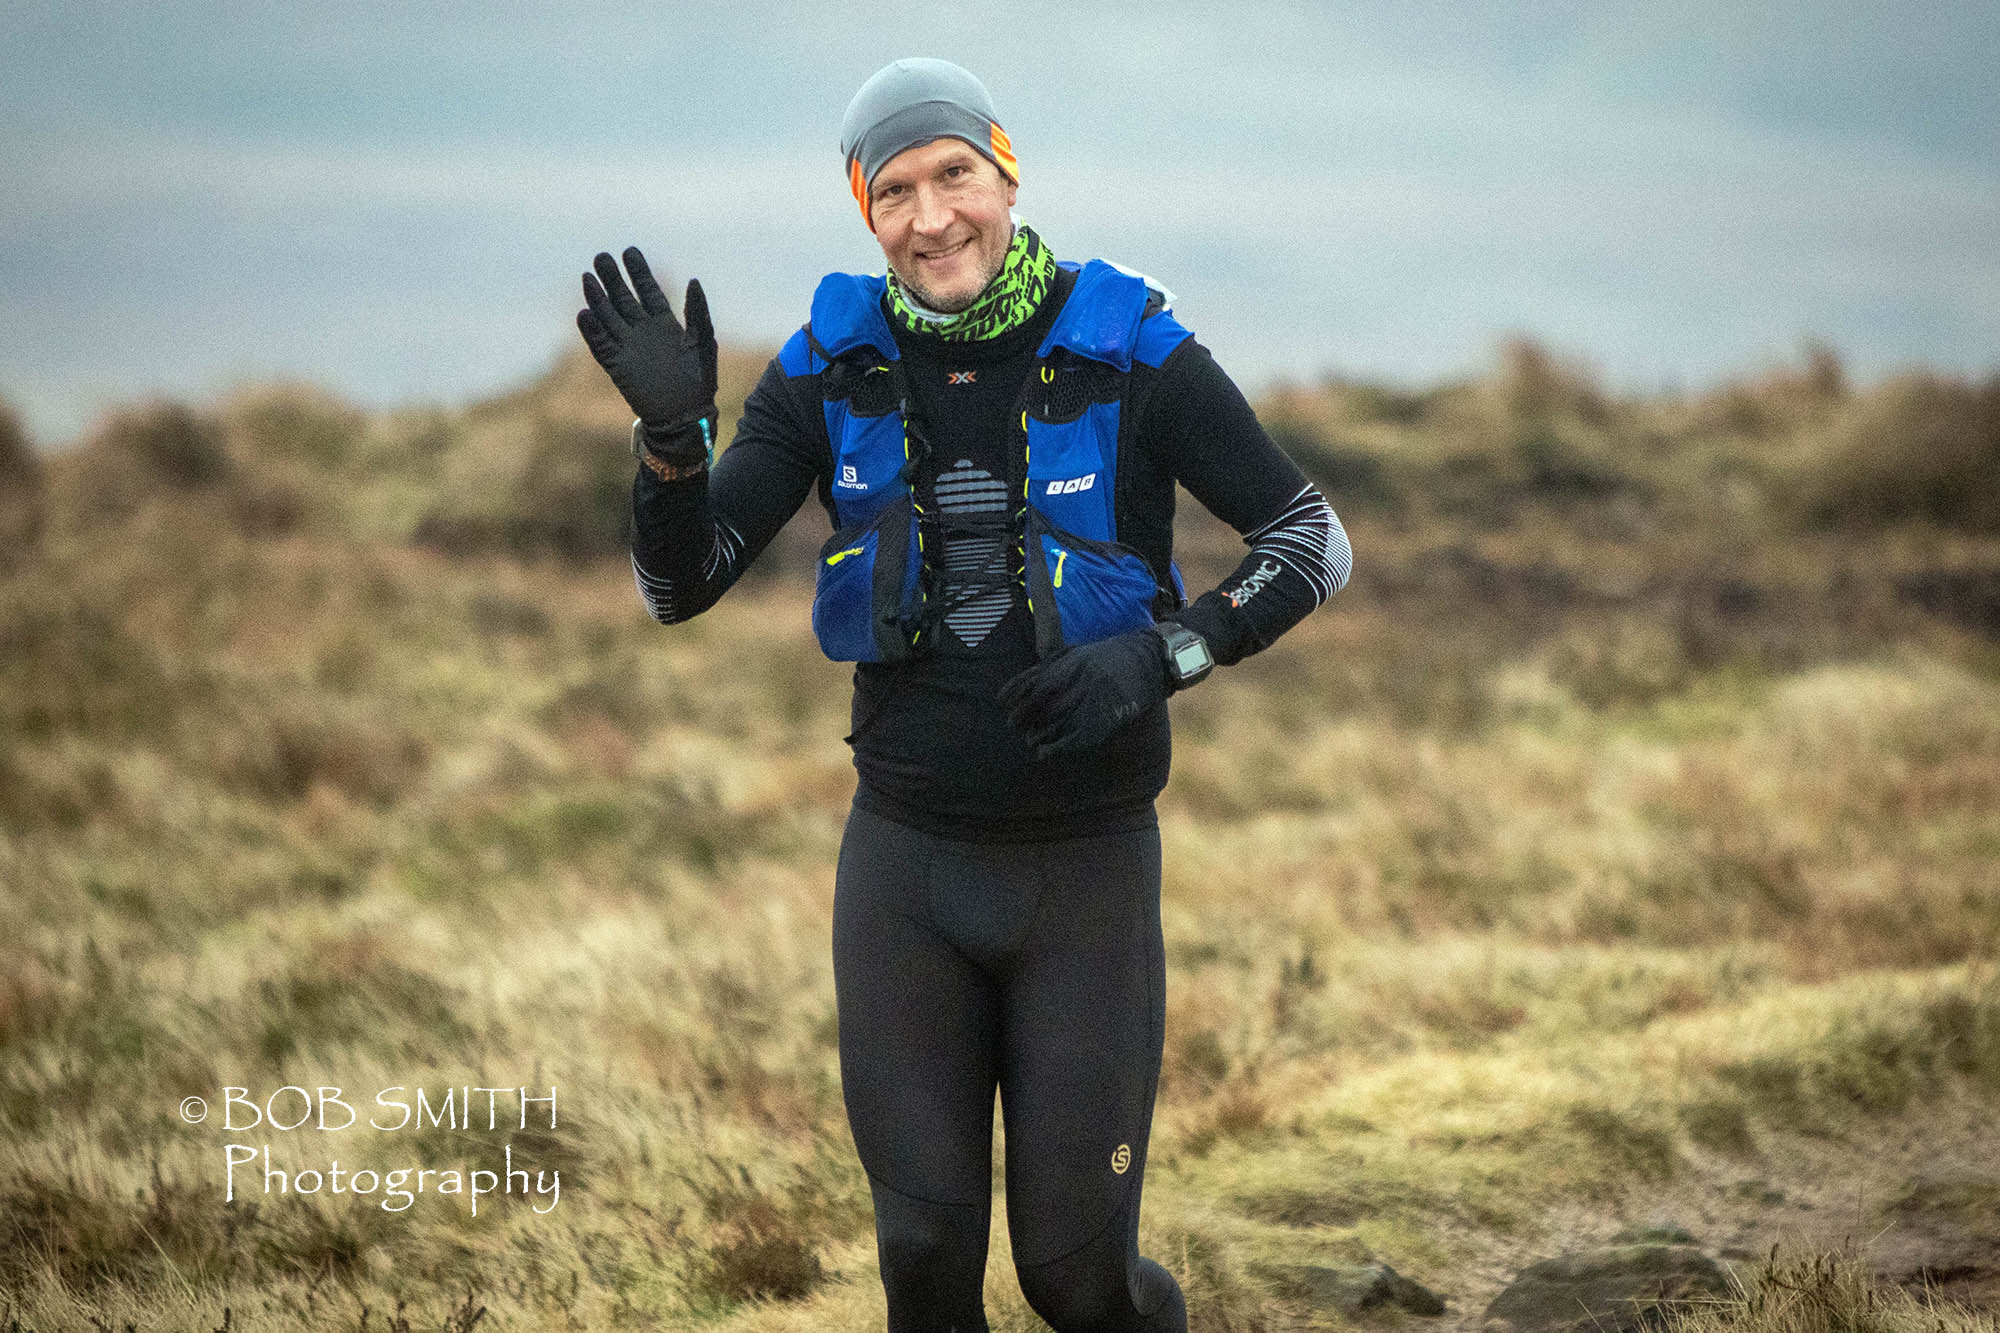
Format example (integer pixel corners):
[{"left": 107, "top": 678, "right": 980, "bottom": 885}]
[
  {"left": 576, "top": 247, "right": 717, "bottom": 459},
  {"left": 999, "top": 628, "right": 1174, "bottom": 761}
]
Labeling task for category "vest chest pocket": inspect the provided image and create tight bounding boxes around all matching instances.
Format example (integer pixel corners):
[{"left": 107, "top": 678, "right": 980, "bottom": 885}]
[
  {"left": 1023, "top": 402, "right": 1121, "bottom": 540},
  {"left": 825, "top": 399, "right": 910, "bottom": 528},
  {"left": 812, "top": 494, "right": 926, "bottom": 663},
  {"left": 1022, "top": 507, "right": 1159, "bottom": 658}
]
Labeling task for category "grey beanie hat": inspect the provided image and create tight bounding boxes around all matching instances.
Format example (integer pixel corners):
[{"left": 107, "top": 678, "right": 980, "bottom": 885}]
[{"left": 840, "top": 58, "right": 1017, "bottom": 223}]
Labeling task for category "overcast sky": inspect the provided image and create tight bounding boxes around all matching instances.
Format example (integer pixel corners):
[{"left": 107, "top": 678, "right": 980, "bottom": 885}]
[{"left": 3, "top": 0, "right": 1995, "bottom": 446}]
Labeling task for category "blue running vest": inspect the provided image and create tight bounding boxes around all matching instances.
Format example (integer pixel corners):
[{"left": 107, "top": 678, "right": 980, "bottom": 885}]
[{"left": 778, "top": 259, "right": 1193, "bottom": 663}]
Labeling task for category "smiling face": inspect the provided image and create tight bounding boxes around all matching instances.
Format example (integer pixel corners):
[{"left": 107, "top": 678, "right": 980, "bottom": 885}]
[{"left": 867, "top": 137, "right": 1018, "bottom": 313}]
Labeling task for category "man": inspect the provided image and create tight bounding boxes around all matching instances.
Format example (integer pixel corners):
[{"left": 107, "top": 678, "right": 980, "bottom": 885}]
[{"left": 576, "top": 57, "right": 1351, "bottom": 1332}]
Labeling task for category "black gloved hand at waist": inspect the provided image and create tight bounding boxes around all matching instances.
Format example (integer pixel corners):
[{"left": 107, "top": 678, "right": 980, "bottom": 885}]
[{"left": 999, "top": 626, "right": 1184, "bottom": 761}]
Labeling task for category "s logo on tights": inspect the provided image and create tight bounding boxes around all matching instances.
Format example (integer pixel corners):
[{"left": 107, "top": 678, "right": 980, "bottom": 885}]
[{"left": 1111, "top": 1143, "right": 1131, "bottom": 1174}]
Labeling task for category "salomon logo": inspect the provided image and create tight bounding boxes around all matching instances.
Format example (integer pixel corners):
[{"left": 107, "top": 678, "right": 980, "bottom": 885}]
[
  {"left": 837, "top": 464, "right": 866, "bottom": 490},
  {"left": 1043, "top": 472, "right": 1097, "bottom": 496}
]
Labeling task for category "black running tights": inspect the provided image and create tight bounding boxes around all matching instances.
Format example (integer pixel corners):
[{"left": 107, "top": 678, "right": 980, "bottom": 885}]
[{"left": 832, "top": 801, "right": 1187, "bottom": 1332}]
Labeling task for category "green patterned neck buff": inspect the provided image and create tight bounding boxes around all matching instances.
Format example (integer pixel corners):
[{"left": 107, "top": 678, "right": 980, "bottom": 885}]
[{"left": 886, "top": 223, "right": 1056, "bottom": 341}]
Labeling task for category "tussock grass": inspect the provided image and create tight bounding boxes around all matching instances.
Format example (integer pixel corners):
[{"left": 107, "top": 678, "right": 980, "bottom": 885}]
[
  {"left": 1799, "top": 373, "right": 2000, "bottom": 534},
  {"left": 0, "top": 398, "right": 43, "bottom": 571},
  {"left": 3, "top": 342, "right": 1998, "bottom": 1328},
  {"left": 1664, "top": 1246, "right": 2000, "bottom": 1333}
]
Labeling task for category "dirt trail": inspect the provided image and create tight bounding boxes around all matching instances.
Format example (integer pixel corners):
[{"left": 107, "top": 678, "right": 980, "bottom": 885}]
[{"left": 1425, "top": 1080, "right": 2000, "bottom": 1329}]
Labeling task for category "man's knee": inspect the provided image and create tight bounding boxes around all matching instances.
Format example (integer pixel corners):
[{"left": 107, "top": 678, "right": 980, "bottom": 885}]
[
  {"left": 879, "top": 1214, "right": 970, "bottom": 1287},
  {"left": 1018, "top": 1252, "right": 1119, "bottom": 1331},
  {"left": 1016, "top": 1232, "right": 1128, "bottom": 1320},
  {"left": 871, "top": 1178, "right": 988, "bottom": 1324},
  {"left": 1016, "top": 1236, "right": 1186, "bottom": 1331}
]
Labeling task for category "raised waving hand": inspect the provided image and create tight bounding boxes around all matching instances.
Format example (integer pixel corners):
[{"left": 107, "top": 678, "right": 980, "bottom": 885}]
[{"left": 576, "top": 247, "right": 718, "bottom": 451}]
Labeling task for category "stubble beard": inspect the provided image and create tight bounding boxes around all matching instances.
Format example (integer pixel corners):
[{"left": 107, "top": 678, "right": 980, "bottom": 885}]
[{"left": 898, "top": 247, "right": 1007, "bottom": 316}]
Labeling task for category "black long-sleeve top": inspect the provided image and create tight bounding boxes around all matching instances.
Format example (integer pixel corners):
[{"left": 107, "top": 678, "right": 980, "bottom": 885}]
[{"left": 631, "top": 262, "right": 1351, "bottom": 842}]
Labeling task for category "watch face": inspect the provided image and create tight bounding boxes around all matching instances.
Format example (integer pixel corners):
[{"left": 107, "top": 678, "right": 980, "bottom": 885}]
[{"left": 1172, "top": 640, "right": 1211, "bottom": 675}]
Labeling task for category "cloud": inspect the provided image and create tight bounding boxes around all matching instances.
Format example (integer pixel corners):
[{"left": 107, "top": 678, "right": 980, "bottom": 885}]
[{"left": 3, "top": 2, "right": 1996, "bottom": 442}]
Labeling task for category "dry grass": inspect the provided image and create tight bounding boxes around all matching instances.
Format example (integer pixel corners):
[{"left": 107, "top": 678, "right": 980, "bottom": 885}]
[
  {"left": 1663, "top": 1245, "right": 2000, "bottom": 1333},
  {"left": 2, "top": 338, "right": 1997, "bottom": 1329}
]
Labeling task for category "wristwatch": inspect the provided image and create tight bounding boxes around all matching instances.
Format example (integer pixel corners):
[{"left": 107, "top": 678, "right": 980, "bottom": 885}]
[
  {"left": 1150, "top": 621, "right": 1214, "bottom": 690},
  {"left": 630, "top": 414, "right": 716, "bottom": 479}
]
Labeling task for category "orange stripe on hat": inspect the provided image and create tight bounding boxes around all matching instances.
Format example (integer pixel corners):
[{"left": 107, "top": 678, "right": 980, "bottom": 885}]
[
  {"left": 989, "top": 123, "right": 1018, "bottom": 184},
  {"left": 848, "top": 156, "right": 873, "bottom": 229}
]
